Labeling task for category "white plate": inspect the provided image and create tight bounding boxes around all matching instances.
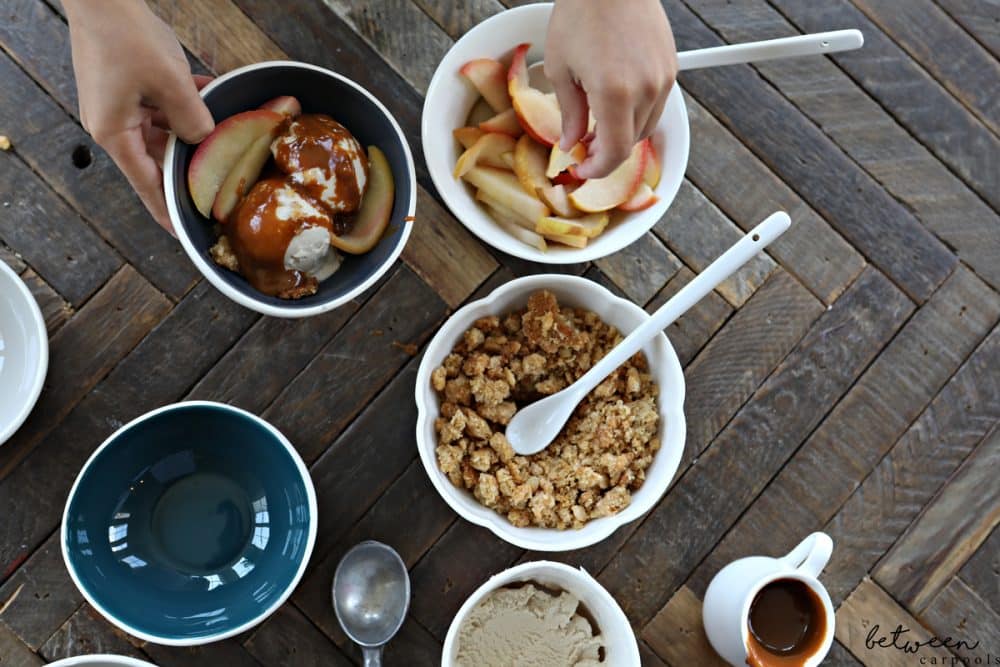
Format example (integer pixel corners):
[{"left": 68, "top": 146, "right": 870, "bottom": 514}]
[{"left": 0, "top": 260, "right": 48, "bottom": 445}]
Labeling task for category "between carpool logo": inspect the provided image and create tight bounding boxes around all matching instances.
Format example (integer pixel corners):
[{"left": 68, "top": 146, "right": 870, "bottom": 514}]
[{"left": 865, "top": 623, "right": 996, "bottom": 664}]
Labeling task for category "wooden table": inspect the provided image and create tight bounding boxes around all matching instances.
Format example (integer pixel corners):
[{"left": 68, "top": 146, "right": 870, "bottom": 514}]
[{"left": 1, "top": 0, "right": 998, "bottom": 664}]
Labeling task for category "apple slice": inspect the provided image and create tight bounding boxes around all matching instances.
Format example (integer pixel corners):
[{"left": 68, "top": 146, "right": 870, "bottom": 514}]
[
  {"left": 466, "top": 98, "right": 495, "bottom": 126},
  {"left": 546, "top": 142, "right": 586, "bottom": 179},
  {"left": 475, "top": 190, "right": 533, "bottom": 229},
  {"left": 537, "top": 184, "right": 578, "bottom": 218},
  {"left": 331, "top": 146, "right": 394, "bottom": 254},
  {"left": 551, "top": 171, "right": 584, "bottom": 188},
  {"left": 460, "top": 58, "right": 512, "bottom": 113},
  {"left": 453, "top": 126, "right": 484, "bottom": 149},
  {"left": 454, "top": 133, "right": 517, "bottom": 178},
  {"left": 643, "top": 143, "right": 661, "bottom": 188},
  {"left": 512, "top": 134, "right": 548, "bottom": 195},
  {"left": 188, "top": 109, "right": 284, "bottom": 217},
  {"left": 568, "top": 139, "right": 650, "bottom": 212},
  {"left": 259, "top": 95, "right": 301, "bottom": 117},
  {"left": 211, "top": 133, "right": 273, "bottom": 223},
  {"left": 543, "top": 232, "right": 587, "bottom": 249},
  {"left": 482, "top": 200, "right": 547, "bottom": 251},
  {"left": 536, "top": 212, "right": 608, "bottom": 238},
  {"left": 479, "top": 108, "right": 523, "bottom": 137},
  {"left": 501, "top": 152, "right": 515, "bottom": 169},
  {"left": 463, "top": 166, "right": 549, "bottom": 222},
  {"left": 618, "top": 183, "right": 659, "bottom": 212},
  {"left": 508, "top": 44, "right": 562, "bottom": 146}
]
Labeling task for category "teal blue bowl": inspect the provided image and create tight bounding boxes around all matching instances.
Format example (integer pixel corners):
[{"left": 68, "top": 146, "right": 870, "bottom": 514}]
[{"left": 61, "top": 402, "right": 317, "bottom": 645}]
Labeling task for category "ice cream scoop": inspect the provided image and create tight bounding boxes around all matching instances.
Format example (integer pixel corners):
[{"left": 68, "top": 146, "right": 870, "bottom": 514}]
[{"left": 284, "top": 225, "right": 341, "bottom": 281}]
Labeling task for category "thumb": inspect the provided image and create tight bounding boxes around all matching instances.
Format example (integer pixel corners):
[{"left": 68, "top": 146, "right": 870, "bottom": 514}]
[
  {"left": 149, "top": 74, "right": 215, "bottom": 144},
  {"left": 551, "top": 76, "right": 589, "bottom": 151}
]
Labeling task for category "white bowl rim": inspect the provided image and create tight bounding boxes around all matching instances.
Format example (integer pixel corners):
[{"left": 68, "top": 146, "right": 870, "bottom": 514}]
[
  {"left": 415, "top": 274, "right": 686, "bottom": 551},
  {"left": 164, "top": 59, "right": 417, "bottom": 319},
  {"left": 0, "top": 260, "right": 49, "bottom": 446},
  {"left": 421, "top": 3, "right": 690, "bottom": 264},
  {"left": 47, "top": 656, "right": 157, "bottom": 667},
  {"left": 441, "top": 560, "right": 640, "bottom": 664},
  {"left": 60, "top": 400, "right": 319, "bottom": 647}
]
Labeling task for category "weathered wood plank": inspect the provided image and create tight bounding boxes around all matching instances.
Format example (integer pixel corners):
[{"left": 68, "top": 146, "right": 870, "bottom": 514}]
[
  {"left": 19, "top": 269, "right": 72, "bottom": 334},
  {"left": 0, "top": 281, "right": 256, "bottom": 582},
  {"left": 920, "top": 577, "right": 1000, "bottom": 663},
  {"left": 959, "top": 525, "right": 1000, "bottom": 612},
  {"left": 0, "top": 0, "right": 78, "bottom": 117},
  {"left": 410, "top": 0, "right": 502, "bottom": 38},
  {"left": 647, "top": 266, "right": 733, "bottom": 367},
  {"left": 639, "top": 640, "right": 670, "bottom": 667},
  {"left": 0, "top": 533, "right": 82, "bottom": 650},
  {"left": 0, "top": 20, "right": 199, "bottom": 299},
  {"left": 682, "top": 264, "right": 1000, "bottom": 598},
  {"left": 593, "top": 232, "right": 683, "bottom": 306},
  {"left": 683, "top": 98, "right": 865, "bottom": 305},
  {"left": 403, "top": 187, "right": 498, "bottom": 308},
  {"left": 0, "top": 242, "right": 26, "bottom": 274},
  {"left": 821, "top": 325, "right": 1000, "bottom": 604},
  {"left": 680, "top": 0, "right": 1000, "bottom": 291},
  {"left": 835, "top": 578, "right": 954, "bottom": 666},
  {"left": 243, "top": 605, "right": 353, "bottom": 667},
  {"left": 824, "top": 641, "right": 866, "bottom": 667},
  {"left": 0, "top": 151, "right": 120, "bottom": 306},
  {"left": 642, "top": 586, "right": 728, "bottom": 667},
  {"left": 599, "top": 267, "right": 913, "bottom": 625},
  {"left": 381, "top": 618, "right": 441, "bottom": 666},
  {"left": 0, "top": 266, "right": 171, "bottom": 482},
  {"left": 654, "top": 180, "right": 777, "bottom": 307},
  {"left": 853, "top": 0, "right": 1000, "bottom": 133},
  {"left": 935, "top": 0, "right": 1000, "bottom": 58},
  {"left": 142, "top": 640, "right": 264, "bottom": 667},
  {"left": 0, "top": 622, "right": 44, "bottom": 667},
  {"left": 262, "top": 266, "right": 446, "bottom": 463},
  {"left": 39, "top": 604, "right": 146, "bottom": 662},
  {"left": 766, "top": 0, "right": 1000, "bottom": 211},
  {"left": 873, "top": 424, "right": 1000, "bottom": 613},
  {"left": 666, "top": 0, "right": 957, "bottom": 303}
]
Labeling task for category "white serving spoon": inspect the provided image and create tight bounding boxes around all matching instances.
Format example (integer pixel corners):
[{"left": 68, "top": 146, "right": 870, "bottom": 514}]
[
  {"left": 505, "top": 211, "right": 791, "bottom": 456},
  {"left": 528, "top": 29, "right": 863, "bottom": 89}
]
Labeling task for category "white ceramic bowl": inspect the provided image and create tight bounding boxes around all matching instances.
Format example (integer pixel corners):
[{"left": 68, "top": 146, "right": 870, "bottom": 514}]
[
  {"left": 442, "top": 560, "right": 640, "bottom": 665},
  {"left": 422, "top": 3, "right": 689, "bottom": 264},
  {"left": 415, "top": 274, "right": 685, "bottom": 551},
  {"left": 0, "top": 260, "right": 48, "bottom": 445},
  {"left": 48, "top": 657, "right": 156, "bottom": 667}
]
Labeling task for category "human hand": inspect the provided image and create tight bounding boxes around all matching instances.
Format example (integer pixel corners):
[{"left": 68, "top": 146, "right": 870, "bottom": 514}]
[
  {"left": 545, "top": 0, "right": 677, "bottom": 179},
  {"left": 65, "top": 0, "right": 214, "bottom": 234}
]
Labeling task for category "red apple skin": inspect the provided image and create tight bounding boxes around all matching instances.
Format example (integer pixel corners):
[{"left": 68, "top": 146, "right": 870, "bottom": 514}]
[
  {"left": 459, "top": 59, "right": 512, "bottom": 113},
  {"left": 618, "top": 183, "right": 659, "bottom": 211},
  {"left": 568, "top": 139, "right": 650, "bottom": 212},
  {"left": 333, "top": 146, "right": 394, "bottom": 254},
  {"left": 507, "top": 43, "right": 561, "bottom": 146},
  {"left": 259, "top": 96, "right": 301, "bottom": 117},
  {"left": 551, "top": 171, "right": 584, "bottom": 188},
  {"left": 187, "top": 109, "right": 285, "bottom": 218}
]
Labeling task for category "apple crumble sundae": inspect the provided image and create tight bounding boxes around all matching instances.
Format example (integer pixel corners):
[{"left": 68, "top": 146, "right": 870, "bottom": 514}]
[{"left": 431, "top": 290, "right": 660, "bottom": 529}]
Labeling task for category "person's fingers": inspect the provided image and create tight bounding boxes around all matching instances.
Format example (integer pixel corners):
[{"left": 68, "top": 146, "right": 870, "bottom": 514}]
[
  {"left": 148, "top": 72, "right": 214, "bottom": 144},
  {"left": 551, "top": 75, "right": 590, "bottom": 151},
  {"left": 192, "top": 74, "right": 214, "bottom": 90},
  {"left": 103, "top": 127, "right": 174, "bottom": 234},
  {"left": 149, "top": 108, "right": 170, "bottom": 129},
  {"left": 639, "top": 88, "right": 668, "bottom": 141},
  {"left": 574, "top": 87, "right": 635, "bottom": 180},
  {"left": 145, "top": 125, "right": 170, "bottom": 165}
]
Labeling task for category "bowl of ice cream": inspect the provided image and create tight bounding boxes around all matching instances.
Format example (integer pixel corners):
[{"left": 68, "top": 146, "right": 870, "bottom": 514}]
[
  {"left": 62, "top": 401, "right": 317, "bottom": 645},
  {"left": 415, "top": 274, "right": 685, "bottom": 551},
  {"left": 422, "top": 3, "right": 689, "bottom": 263},
  {"left": 443, "top": 560, "right": 639, "bottom": 665},
  {"left": 165, "top": 60, "right": 416, "bottom": 318},
  {"left": 0, "top": 259, "right": 48, "bottom": 446}
]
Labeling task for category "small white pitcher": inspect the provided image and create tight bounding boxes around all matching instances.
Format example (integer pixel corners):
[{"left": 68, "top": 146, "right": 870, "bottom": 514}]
[{"left": 702, "top": 532, "right": 835, "bottom": 667}]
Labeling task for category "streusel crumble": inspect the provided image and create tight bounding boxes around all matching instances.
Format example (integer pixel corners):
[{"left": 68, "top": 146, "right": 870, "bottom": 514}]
[{"left": 431, "top": 290, "right": 660, "bottom": 529}]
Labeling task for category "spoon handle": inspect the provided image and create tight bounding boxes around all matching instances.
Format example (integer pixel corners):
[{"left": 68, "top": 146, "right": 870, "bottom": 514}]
[
  {"left": 362, "top": 647, "right": 383, "bottom": 667},
  {"left": 569, "top": 212, "right": 791, "bottom": 402},
  {"left": 677, "top": 29, "right": 863, "bottom": 71}
]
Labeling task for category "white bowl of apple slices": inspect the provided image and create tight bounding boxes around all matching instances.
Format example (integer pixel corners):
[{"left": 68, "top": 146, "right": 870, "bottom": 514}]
[{"left": 422, "top": 3, "right": 688, "bottom": 263}]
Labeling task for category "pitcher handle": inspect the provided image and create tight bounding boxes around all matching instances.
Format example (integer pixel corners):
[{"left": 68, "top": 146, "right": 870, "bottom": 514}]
[{"left": 780, "top": 532, "right": 833, "bottom": 578}]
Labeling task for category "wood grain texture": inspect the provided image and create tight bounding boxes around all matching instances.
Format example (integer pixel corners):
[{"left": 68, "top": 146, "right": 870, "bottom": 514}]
[
  {"left": 593, "top": 232, "right": 683, "bottom": 306},
  {"left": 822, "top": 325, "right": 1000, "bottom": 604},
  {"left": 683, "top": 97, "right": 865, "bottom": 305},
  {"left": 682, "top": 265, "right": 1000, "bottom": 597},
  {"left": 639, "top": 640, "right": 670, "bottom": 667},
  {"left": 767, "top": 0, "right": 1000, "bottom": 211},
  {"left": 262, "top": 266, "right": 446, "bottom": 463},
  {"left": 0, "top": 0, "right": 78, "bottom": 117},
  {"left": 19, "top": 269, "right": 71, "bottom": 334},
  {"left": 680, "top": 0, "right": 1000, "bottom": 291},
  {"left": 667, "top": 0, "right": 958, "bottom": 303},
  {"left": 920, "top": 577, "right": 1000, "bottom": 661},
  {"left": 654, "top": 180, "right": 776, "bottom": 307},
  {"left": 959, "top": 525, "right": 1000, "bottom": 612},
  {"left": 935, "top": 0, "right": 1000, "bottom": 58},
  {"left": 645, "top": 266, "right": 733, "bottom": 367},
  {"left": 410, "top": 0, "right": 502, "bottom": 38},
  {"left": 0, "top": 533, "right": 82, "bottom": 650},
  {"left": 852, "top": 0, "right": 1000, "bottom": 133},
  {"left": 874, "top": 425, "right": 1000, "bottom": 613},
  {"left": 599, "top": 267, "right": 913, "bottom": 625},
  {"left": 836, "top": 578, "right": 954, "bottom": 666},
  {"left": 38, "top": 605, "right": 146, "bottom": 662},
  {"left": 0, "top": 242, "right": 26, "bottom": 274},
  {"left": 142, "top": 640, "right": 264, "bottom": 667},
  {"left": 0, "top": 151, "right": 120, "bottom": 306},
  {"left": 243, "top": 605, "right": 352, "bottom": 667},
  {"left": 0, "top": 266, "right": 171, "bottom": 482},
  {"left": 642, "top": 586, "right": 728, "bottom": 667},
  {"left": 0, "top": 623, "right": 44, "bottom": 667}
]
